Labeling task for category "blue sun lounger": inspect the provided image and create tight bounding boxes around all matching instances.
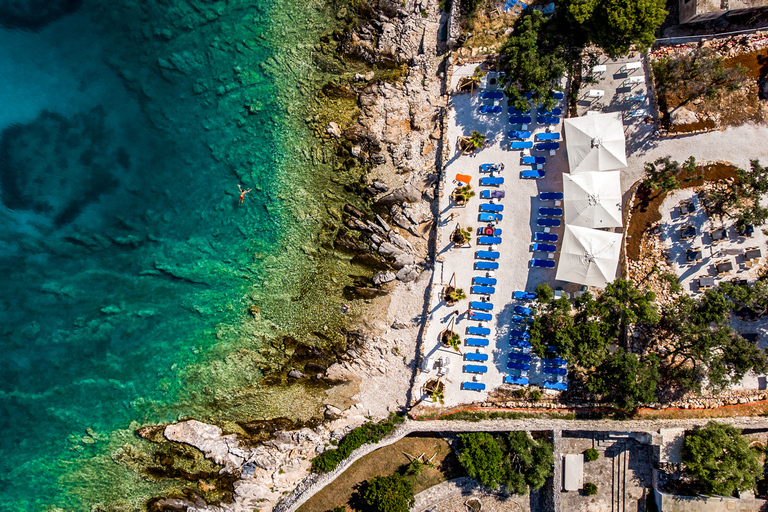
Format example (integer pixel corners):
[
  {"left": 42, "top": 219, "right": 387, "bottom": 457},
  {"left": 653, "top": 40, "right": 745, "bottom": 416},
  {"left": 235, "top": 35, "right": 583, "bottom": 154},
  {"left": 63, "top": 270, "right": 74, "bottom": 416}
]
[
  {"left": 469, "top": 311, "right": 493, "bottom": 321},
  {"left": 543, "top": 381, "right": 568, "bottom": 391},
  {"left": 537, "top": 218, "right": 561, "bottom": 227},
  {"left": 465, "top": 364, "right": 488, "bottom": 373},
  {"left": 544, "top": 366, "right": 568, "bottom": 376},
  {"left": 522, "top": 155, "right": 546, "bottom": 164},
  {"left": 536, "top": 132, "right": 560, "bottom": 141},
  {"left": 472, "top": 285, "right": 496, "bottom": 295},
  {"left": 478, "top": 236, "right": 502, "bottom": 245},
  {"left": 514, "top": 305, "right": 532, "bottom": 316},
  {"left": 514, "top": 291, "right": 537, "bottom": 300},
  {"left": 509, "top": 353, "right": 532, "bottom": 362},
  {"left": 553, "top": 91, "right": 565, "bottom": 100},
  {"left": 543, "top": 357, "right": 568, "bottom": 366},
  {"left": 463, "top": 381, "right": 487, "bottom": 391},
  {"left": 536, "top": 142, "right": 560, "bottom": 151},
  {"left": 467, "top": 326, "right": 491, "bottom": 336},
  {"left": 509, "top": 116, "right": 532, "bottom": 124},
  {"left": 539, "top": 107, "right": 562, "bottom": 116},
  {"left": 474, "top": 276, "right": 498, "bottom": 286},
  {"left": 511, "top": 315, "right": 532, "bottom": 324},
  {"left": 510, "top": 339, "right": 532, "bottom": 348},
  {"left": 479, "top": 213, "right": 503, "bottom": 223},
  {"left": 508, "top": 130, "right": 532, "bottom": 139},
  {"left": 480, "top": 163, "right": 500, "bottom": 172},
  {"left": 470, "top": 301, "right": 493, "bottom": 311},
  {"left": 478, "top": 227, "right": 502, "bottom": 236},
  {"left": 480, "top": 177, "right": 504, "bottom": 186},
  {"left": 521, "top": 170, "right": 545, "bottom": 179},
  {"left": 480, "top": 203, "right": 504, "bottom": 213},
  {"left": 540, "top": 192, "right": 563, "bottom": 200},
  {"left": 533, "top": 243, "right": 556, "bottom": 252},
  {"left": 510, "top": 141, "right": 534, "bottom": 150},
  {"left": 539, "top": 207, "right": 562, "bottom": 217},
  {"left": 505, "top": 376, "right": 529, "bottom": 385},
  {"left": 477, "top": 250, "right": 500, "bottom": 260},
  {"left": 507, "top": 362, "right": 531, "bottom": 371},
  {"left": 475, "top": 261, "right": 499, "bottom": 270},
  {"left": 479, "top": 205, "right": 504, "bottom": 214},
  {"left": 532, "top": 259, "right": 556, "bottom": 268},
  {"left": 480, "top": 91, "right": 504, "bottom": 100},
  {"left": 535, "top": 232, "right": 558, "bottom": 242},
  {"left": 479, "top": 105, "right": 503, "bottom": 114},
  {"left": 537, "top": 116, "right": 560, "bottom": 125},
  {"left": 481, "top": 190, "right": 505, "bottom": 199},
  {"left": 466, "top": 338, "right": 489, "bottom": 347},
  {"left": 510, "top": 329, "right": 530, "bottom": 339},
  {"left": 466, "top": 352, "right": 489, "bottom": 362}
]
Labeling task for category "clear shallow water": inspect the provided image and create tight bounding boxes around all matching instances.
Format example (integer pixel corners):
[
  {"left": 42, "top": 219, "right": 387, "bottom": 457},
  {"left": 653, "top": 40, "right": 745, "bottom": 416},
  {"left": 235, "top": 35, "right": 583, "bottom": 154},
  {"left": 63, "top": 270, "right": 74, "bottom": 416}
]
[{"left": 0, "top": 1, "right": 361, "bottom": 509}]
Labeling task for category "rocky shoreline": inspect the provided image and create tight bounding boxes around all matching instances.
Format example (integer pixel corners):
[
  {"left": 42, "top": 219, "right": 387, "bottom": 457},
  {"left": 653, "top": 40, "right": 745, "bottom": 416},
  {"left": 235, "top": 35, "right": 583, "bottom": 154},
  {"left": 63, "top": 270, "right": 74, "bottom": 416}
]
[{"left": 140, "top": 1, "right": 448, "bottom": 511}]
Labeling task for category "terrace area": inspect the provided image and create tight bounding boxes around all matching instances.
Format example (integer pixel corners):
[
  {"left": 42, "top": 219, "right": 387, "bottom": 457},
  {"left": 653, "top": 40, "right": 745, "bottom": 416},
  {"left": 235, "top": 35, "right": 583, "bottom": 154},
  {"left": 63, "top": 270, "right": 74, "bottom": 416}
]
[{"left": 415, "top": 64, "right": 574, "bottom": 407}]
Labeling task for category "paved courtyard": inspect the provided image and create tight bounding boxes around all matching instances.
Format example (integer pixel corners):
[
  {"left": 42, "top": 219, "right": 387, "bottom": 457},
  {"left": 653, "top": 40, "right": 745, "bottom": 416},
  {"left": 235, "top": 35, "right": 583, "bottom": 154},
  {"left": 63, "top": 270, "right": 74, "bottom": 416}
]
[{"left": 560, "top": 433, "right": 654, "bottom": 512}]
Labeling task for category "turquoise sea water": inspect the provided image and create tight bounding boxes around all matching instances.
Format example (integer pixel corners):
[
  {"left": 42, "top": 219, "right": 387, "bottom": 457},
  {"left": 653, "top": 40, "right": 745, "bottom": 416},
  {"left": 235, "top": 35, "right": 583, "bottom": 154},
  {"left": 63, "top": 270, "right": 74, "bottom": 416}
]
[{"left": 0, "top": 1, "right": 363, "bottom": 510}]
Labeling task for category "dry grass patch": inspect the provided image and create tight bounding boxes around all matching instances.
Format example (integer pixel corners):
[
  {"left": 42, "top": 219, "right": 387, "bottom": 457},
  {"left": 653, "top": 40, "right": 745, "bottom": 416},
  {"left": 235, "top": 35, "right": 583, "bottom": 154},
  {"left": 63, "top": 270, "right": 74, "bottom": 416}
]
[{"left": 298, "top": 434, "right": 464, "bottom": 512}]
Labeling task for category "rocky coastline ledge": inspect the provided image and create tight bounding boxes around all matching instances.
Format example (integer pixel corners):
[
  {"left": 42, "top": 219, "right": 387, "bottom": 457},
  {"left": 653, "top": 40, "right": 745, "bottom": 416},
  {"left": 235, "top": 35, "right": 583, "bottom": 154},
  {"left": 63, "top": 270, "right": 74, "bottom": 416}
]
[{"left": 143, "top": 1, "right": 447, "bottom": 511}]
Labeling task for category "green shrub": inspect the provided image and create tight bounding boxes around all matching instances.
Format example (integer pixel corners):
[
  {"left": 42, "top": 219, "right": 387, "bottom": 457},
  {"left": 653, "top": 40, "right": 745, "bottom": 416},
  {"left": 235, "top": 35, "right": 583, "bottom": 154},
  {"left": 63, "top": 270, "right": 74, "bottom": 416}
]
[
  {"left": 584, "top": 482, "right": 598, "bottom": 495},
  {"left": 312, "top": 414, "right": 404, "bottom": 473},
  {"left": 364, "top": 472, "right": 415, "bottom": 512},
  {"left": 530, "top": 389, "right": 542, "bottom": 401},
  {"left": 584, "top": 448, "right": 599, "bottom": 462}
]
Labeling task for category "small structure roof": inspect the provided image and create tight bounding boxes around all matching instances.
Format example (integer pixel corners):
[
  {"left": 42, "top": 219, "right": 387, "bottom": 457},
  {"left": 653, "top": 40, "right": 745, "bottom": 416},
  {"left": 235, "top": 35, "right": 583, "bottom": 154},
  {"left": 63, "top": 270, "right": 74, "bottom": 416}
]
[
  {"left": 556, "top": 225, "right": 623, "bottom": 288},
  {"left": 563, "top": 454, "right": 584, "bottom": 491},
  {"left": 562, "top": 171, "right": 623, "bottom": 228}
]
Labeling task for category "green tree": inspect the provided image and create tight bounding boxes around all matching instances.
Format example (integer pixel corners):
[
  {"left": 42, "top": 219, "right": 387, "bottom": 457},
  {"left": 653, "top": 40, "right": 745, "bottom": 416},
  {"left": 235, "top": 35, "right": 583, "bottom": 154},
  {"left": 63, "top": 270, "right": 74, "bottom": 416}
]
[
  {"left": 682, "top": 421, "right": 762, "bottom": 496},
  {"left": 597, "top": 278, "right": 659, "bottom": 341},
  {"left": 588, "top": 349, "right": 660, "bottom": 409},
  {"left": 529, "top": 297, "right": 575, "bottom": 360},
  {"left": 363, "top": 472, "right": 415, "bottom": 512},
  {"left": 497, "top": 432, "right": 554, "bottom": 495},
  {"left": 501, "top": 10, "right": 565, "bottom": 112},
  {"left": 662, "top": 292, "right": 768, "bottom": 393},
  {"left": 457, "top": 433, "right": 505, "bottom": 489},
  {"left": 643, "top": 157, "right": 681, "bottom": 196},
  {"left": 566, "top": 0, "right": 667, "bottom": 57},
  {"left": 536, "top": 283, "right": 554, "bottom": 302}
]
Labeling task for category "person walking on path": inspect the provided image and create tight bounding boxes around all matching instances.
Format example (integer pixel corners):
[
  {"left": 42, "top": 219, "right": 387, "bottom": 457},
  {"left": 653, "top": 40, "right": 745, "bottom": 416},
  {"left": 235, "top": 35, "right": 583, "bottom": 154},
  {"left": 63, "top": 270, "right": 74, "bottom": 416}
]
[{"left": 238, "top": 184, "right": 251, "bottom": 206}]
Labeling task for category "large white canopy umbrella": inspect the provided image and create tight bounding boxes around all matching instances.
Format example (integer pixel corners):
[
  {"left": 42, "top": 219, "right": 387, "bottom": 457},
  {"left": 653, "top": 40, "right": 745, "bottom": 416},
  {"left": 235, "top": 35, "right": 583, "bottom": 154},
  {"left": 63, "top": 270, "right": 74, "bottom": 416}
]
[
  {"left": 563, "top": 171, "right": 623, "bottom": 228},
  {"left": 564, "top": 113, "right": 627, "bottom": 173},
  {"left": 556, "top": 225, "right": 623, "bottom": 288}
]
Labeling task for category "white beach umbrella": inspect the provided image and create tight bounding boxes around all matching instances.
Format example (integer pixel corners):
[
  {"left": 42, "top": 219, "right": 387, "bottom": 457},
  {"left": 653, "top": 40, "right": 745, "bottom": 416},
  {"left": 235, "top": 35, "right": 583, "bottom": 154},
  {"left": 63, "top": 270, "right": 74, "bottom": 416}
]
[
  {"left": 562, "top": 171, "right": 623, "bottom": 228},
  {"left": 556, "top": 225, "right": 623, "bottom": 288},
  {"left": 563, "top": 112, "right": 627, "bottom": 173}
]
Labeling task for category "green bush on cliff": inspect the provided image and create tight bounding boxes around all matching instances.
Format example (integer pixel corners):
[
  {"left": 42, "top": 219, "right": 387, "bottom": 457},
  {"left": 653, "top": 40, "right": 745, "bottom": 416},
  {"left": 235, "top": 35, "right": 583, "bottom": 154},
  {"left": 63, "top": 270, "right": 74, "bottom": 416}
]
[{"left": 312, "top": 413, "right": 405, "bottom": 473}]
